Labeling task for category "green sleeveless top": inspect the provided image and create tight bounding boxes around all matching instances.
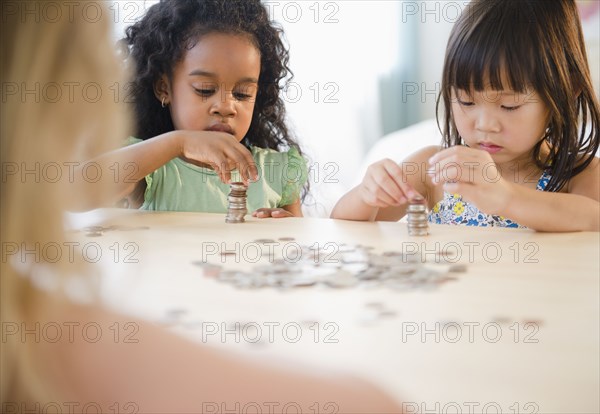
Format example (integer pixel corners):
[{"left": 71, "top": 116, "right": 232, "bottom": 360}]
[{"left": 126, "top": 137, "right": 308, "bottom": 213}]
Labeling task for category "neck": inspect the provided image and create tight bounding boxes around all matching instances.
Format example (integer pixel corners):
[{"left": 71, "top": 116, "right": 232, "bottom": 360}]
[{"left": 496, "top": 146, "right": 548, "bottom": 186}]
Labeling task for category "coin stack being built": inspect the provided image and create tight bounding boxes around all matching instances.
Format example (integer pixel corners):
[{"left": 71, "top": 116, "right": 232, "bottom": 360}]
[
  {"left": 407, "top": 196, "right": 429, "bottom": 236},
  {"left": 225, "top": 182, "right": 248, "bottom": 223}
]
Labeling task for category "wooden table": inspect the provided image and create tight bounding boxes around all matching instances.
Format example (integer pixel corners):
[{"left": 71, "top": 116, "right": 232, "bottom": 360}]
[{"left": 70, "top": 209, "right": 600, "bottom": 413}]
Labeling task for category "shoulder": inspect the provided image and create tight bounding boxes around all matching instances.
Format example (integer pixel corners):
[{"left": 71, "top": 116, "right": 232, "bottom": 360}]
[
  {"left": 568, "top": 156, "right": 599, "bottom": 201},
  {"left": 404, "top": 145, "right": 442, "bottom": 163},
  {"left": 396, "top": 145, "right": 442, "bottom": 174},
  {"left": 250, "top": 146, "right": 307, "bottom": 165},
  {"left": 250, "top": 145, "right": 280, "bottom": 159}
]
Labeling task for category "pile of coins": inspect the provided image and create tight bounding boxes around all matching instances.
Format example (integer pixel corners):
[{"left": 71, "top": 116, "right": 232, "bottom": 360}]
[
  {"left": 194, "top": 242, "right": 464, "bottom": 291},
  {"left": 225, "top": 182, "right": 248, "bottom": 223},
  {"left": 407, "top": 197, "right": 429, "bottom": 236}
]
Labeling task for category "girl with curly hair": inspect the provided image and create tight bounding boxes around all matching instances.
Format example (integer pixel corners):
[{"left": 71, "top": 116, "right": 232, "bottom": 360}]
[{"left": 99, "top": 0, "right": 308, "bottom": 217}]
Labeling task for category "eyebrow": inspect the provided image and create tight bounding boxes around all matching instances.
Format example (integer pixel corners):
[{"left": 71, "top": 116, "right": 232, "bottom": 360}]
[{"left": 188, "top": 70, "right": 258, "bottom": 84}]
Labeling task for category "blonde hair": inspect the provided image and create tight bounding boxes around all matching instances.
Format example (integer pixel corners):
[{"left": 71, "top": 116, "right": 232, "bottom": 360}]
[{"left": 1, "top": 1, "right": 128, "bottom": 404}]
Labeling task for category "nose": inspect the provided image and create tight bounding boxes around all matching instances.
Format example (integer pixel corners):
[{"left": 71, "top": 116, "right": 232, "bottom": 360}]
[
  {"left": 209, "top": 90, "right": 236, "bottom": 118},
  {"left": 474, "top": 108, "right": 501, "bottom": 133}
]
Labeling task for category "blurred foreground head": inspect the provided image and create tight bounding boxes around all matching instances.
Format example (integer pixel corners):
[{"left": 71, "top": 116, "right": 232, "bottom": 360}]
[{"left": 1, "top": 0, "right": 128, "bottom": 403}]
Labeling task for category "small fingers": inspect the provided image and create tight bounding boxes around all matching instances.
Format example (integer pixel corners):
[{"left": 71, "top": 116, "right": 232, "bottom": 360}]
[
  {"left": 365, "top": 163, "right": 403, "bottom": 204},
  {"left": 430, "top": 163, "right": 463, "bottom": 185},
  {"left": 227, "top": 146, "right": 259, "bottom": 184},
  {"left": 271, "top": 209, "right": 294, "bottom": 218},
  {"left": 364, "top": 159, "right": 420, "bottom": 205},
  {"left": 207, "top": 161, "right": 230, "bottom": 184},
  {"left": 221, "top": 167, "right": 232, "bottom": 184},
  {"left": 212, "top": 158, "right": 251, "bottom": 185},
  {"left": 381, "top": 160, "right": 422, "bottom": 201},
  {"left": 203, "top": 138, "right": 258, "bottom": 184},
  {"left": 428, "top": 146, "right": 496, "bottom": 185},
  {"left": 252, "top": 208, "right": 293, "bottom": 218},
  {"left": 363, "top": 180, "right": 402, "bottom": 206},
  {"left": 252, "top": 208, "right": 270, "bottom": 218}
]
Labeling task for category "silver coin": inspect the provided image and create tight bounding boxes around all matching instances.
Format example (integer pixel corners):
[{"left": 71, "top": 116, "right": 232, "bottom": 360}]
[
  {"left": 278, "top": 236, "right": 296, "bottom": 241},
  {"left": 83, "top": 226, "right": 104, "bottom": 232},
  {"left": 407, "top": 217, "right": 429, "bottom": 223},
  {"left": 254, "top": 238, "right": 277, "bottom": 244},
  {"left": 226, "top": 182, "right": 248, "bottom": 223},
  {"left": 448, "top": 264, "right": 467, "bottom": 272}
]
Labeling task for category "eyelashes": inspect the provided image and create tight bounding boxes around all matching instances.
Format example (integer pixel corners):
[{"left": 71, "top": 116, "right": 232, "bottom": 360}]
[
  {"left": 456, "top": 98, "right": 522, "bottom": 112},
  {"left": 194, "top": 88, "right": 214, "bottom": 97},
  {"left": 193, "top": 88, "right": 255, "bottom": 101},
  {"left": 233, "top": 92, "right": 253, "bottom": 101}
]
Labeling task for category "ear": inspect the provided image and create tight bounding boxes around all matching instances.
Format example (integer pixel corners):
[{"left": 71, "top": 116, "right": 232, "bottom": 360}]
[{"left": 153, "top": 75, "right": 171, "bottom": 106}]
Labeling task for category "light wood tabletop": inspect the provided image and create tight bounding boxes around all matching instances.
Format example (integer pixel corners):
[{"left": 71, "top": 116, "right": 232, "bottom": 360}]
[{"left": 69, "top": 209, "right": 600, "bottom": 414}]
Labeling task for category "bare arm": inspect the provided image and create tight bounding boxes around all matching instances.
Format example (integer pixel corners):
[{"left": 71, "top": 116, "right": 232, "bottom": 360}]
[
  {"left": 500, "top": 158, "right": 599, "bottom": 231},
  {"left": 330, "top": 184, "right": 384, "bottom": 221},
  {"left": 501, "top": 185, "right": 599, "bottom": 231},
  {"left": 71, "top": 131, "right": 259, "bottom": 211},
  {"left": 37, "top": 299, "right": 401, "bottom": 413},
  {"left": 331, "top": 146, "right": 439, "bottom": 222},
  {"left": 252, "top": 199, "right": 303, "bottom": 218},
  {"left": 430, "top": 147, "right": 600, "bottom": 232},
  {"left": 282, "top": 199, "right": 303, "bottom": 217}
]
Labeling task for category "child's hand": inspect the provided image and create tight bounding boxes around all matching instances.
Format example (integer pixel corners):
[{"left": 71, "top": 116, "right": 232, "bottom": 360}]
[
  {"left": 252, "top": 208, "right": 294, "bottom": 218},
  {"left": 357, "top": 159, "right": 421, "bottom": 207},
  {"left": 178, "top": 131, "right": 259, "bottom": 184},
  {"left": 428, "top": 146, "right": 511, "bottom": 214}
]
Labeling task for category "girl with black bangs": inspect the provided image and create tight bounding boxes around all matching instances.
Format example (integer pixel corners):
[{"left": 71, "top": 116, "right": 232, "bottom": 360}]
[
  {"left": 92, "top": 0, "right": 308, "bottom": 218},
  {"left": 332, "top": 0, "right": 599, "bottom": 232}
]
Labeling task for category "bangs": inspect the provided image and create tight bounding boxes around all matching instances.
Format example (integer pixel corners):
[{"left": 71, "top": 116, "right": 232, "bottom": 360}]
[{"left": 446, "top": 1, "right": 538, "bottom": 94}]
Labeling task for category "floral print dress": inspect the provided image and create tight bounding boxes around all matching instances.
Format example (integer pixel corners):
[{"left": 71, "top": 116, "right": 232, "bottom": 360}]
[{"left": 428, "top": 171, "right": 551, "bottom": 228}]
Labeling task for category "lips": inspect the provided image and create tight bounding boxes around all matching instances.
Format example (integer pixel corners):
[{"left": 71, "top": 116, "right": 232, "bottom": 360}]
[
  {"left": 205, "top": 123, "right": 234, "bottom": 135},
  {"left": 478, "top": 142, "right": 503, "bottom": 154}
]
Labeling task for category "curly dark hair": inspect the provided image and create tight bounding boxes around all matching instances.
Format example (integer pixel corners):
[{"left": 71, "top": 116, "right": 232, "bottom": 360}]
[
  {"left": 436, "top": 0, "right": 600, "bottom": 192},
  {"left": 121, "top": 0, "right": 306, "bottom": 159}
]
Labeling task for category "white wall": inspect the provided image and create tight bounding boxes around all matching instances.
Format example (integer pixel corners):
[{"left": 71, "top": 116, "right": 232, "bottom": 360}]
[{"left": 269, "top": 1, "right": 405, "bottom": 215}]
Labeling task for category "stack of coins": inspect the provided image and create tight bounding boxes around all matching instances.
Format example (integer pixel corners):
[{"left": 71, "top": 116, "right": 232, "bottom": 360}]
[
  {"left": 407, "top": 196, "right": 429, "bottom": 236},
  {"left": 225, "top": 182, "right": 248, "bottom": 223}
]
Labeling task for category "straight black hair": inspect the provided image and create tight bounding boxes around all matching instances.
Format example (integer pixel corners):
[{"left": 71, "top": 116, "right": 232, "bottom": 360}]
[{"left": 437, "top": 0, "right": 600, "bottom": 191}]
